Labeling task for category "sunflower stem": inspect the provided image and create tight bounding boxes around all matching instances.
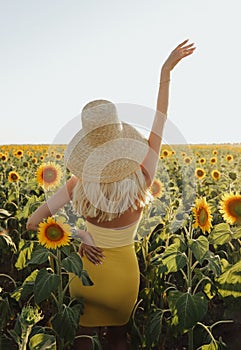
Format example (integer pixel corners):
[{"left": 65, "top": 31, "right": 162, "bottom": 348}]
[
  {"left": 56, "top": 249, "right": 63, "bottom": 312},
  {"left": 188, "top": 327, "right": 194, "bottom": 350},
  {"left": 187, "top": 224, "right": 193, "bottom": 291},
  {"left": 62, "top": 274, "right": 75, "bottom": 299}
]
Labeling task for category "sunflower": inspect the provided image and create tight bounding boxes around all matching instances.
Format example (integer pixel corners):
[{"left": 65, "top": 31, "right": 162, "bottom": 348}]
[
  {"left": 36, "top": 162, "right": 62, "bottom": 189},
  {"left": 193, "top": 197, "right": 212, "bottom": 233},
  {"left": 195, "top": 168, "right": 206, "bottom": 180},
  {"left": 162, "top": 149, "right": 170, "bottom": 157},
  {"left": 210, "top": 157, "right": 217, "bottom": 164},
  {"left": 226, "top": 154, "right": 233, "bottom": 162},
  {"left": 1, "top": 154, "right": 7, "bottom": 162},
  {"left": 184, "top": 157, "right": 192, "bottom": 164},
  {"left": 32, "top": 158, "right": 38, "bottom": 164},
  {"left": 150, "top": 179, "right": 162, "bottom": 198},
  {"left": 55, "top": 153, "right": 62, "bottom": 160},
  {"left": 14, "top": 149, "right": 23, "bottom": 158},
  {"left": 38, "top": 217, "right": 72, "bottom": 249},
  {"left": 8, "top": 171, "right": 20, "bottom": 182},
  {"left": 199, "top": 157, "right": 206, "bottom": 165},
  {"left": 213, "top": 150, "right": 218, "bottom": 155},
  {"left": 211, "top": 170, "right": 221, "bottom": 180},
  {"left": 23, "top": 161, "right": 29, "bottom": 168},
  {"left": 40, "top": 155, "right": 45, "bottom": 161},
  {"left": 219, "top": 193, "right": 241, "bottom": 225}
]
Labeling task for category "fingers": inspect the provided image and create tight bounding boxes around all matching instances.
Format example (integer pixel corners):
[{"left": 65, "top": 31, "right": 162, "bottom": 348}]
[
  {"left": 181, "top": 46, "right": 196, "bottom": 57},
  {"left": 79, "top": 244, "right": 105, "bottom": 265},
  {"left": 79, "top": 245, "right": 84, "bottom": 257},
  {"left": 174, "top": 39, "right": 196, "bottom": 52},
  {"left": 175, "top": 38, "right": 189, "bottom": 50}
]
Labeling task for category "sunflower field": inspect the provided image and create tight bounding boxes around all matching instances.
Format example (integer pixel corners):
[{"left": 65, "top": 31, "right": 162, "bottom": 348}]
[{"left": 1, "top": 143, "right": 241, "bottom": 349}]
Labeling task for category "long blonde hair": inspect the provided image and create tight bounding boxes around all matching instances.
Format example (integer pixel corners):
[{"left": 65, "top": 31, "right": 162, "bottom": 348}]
[{"left": 71, "top": 166, "right": 154, "bottom": 223}]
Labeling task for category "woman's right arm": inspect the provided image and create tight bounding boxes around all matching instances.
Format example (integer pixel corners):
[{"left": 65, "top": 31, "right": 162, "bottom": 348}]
[{"left": 141, "top": 39, "right": 196, "bottom": 187}]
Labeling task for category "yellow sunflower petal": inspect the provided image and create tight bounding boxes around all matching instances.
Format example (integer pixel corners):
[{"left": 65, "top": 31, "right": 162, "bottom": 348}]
[
  {"left": 8, "top": 171, "right": 20, "bottom": 182},
  {"left": 219, "top": 193, "right": 241, "bottom": 225},
  {"left": 150, "top": 179, "right": 162, "bottom": 198},
  {"left": 192, "top": 197, "right": 212, "bottom": 233}
]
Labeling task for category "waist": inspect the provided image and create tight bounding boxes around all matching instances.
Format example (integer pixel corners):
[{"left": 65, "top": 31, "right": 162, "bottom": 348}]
[{"left": 85, "top": 220, "right": 140, "bottom": 248}]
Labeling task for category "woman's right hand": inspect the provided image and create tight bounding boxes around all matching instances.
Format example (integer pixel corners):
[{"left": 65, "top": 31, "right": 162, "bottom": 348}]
[
  {"left": 162, "top": 39, "right": 196, "bottom": 72},
  {"left": 79, "top": 243, "right": 105, "bottom": 265}
]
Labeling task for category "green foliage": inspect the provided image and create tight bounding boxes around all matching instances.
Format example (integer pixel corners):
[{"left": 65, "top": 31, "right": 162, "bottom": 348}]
[
  {"left": 29, "top": 333, "right": 56, "bottom": 350},
  {"left": 168, "top": 291, "right": 208, "bottom": 332},
  {"left": 15, "top": 240, "right": 35, "bottom": 270},
  {"left": 51, "top": 303, "right": 83, "bottom": 345},
  {"left": 188, "top": 236, "right": 209, "bottom": 263},
  {"left": 160, "top": 240, "right": 187, "bottom": 273},
  {"left": 62, "top": 252, "right": 83, "bottom": 278},
  {"left": 34, "top": 269, "right": 60, "bottom": 304},
  {"left": 216, "top": 260, "right": 241, "bottom": 298},
  {"left": 27, "top": 246, "right": 50, "bottom": 265},
  {"left": 11, "top": 269, "right": 39, "bottom": 301},
  {"left": 2, "top": 144, "right": 241, "bottom": 349}
]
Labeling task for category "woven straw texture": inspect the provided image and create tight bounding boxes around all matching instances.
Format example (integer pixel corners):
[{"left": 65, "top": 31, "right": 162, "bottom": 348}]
[{"left": 64, "top": 100, "right": 149, "bottom": 183}]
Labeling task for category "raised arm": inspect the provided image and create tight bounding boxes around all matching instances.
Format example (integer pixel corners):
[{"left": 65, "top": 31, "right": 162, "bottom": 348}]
[
  {"left": 141, "top": 39, "right": 196, "bottom": 186},
  {"left": 26, "top": 175, "right": 78, "bottom": 230}
]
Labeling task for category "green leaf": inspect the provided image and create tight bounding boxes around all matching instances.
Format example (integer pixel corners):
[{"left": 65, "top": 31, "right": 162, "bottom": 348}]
[
  {"left": 0, "top": 232, "right": 17, "bottom": 252},
  {"left": 29, "top": 333, "right": 56, "bottom": 350},
  {"left": 51, "top": 303, "right": 83, "bottom": 344},
  {"left": 161, "top": 243, "right": 187, "bottom": 273},
  {"left": 0, "top": 296, "right": 11, "bottom": 329},
  {"left": 167, "top": 290, "right": 208, "bottom": 332},
  {"left": 205, "top": 252, "right": 222, "bottom": 277},
  {"left": 62, "top": 252, "right": 83, "bottom": 278},
  {"left": 231, "top": 227, "right": 241, "bottom": 239},
  {"left": 11, "top": 269, "right": 39, "bottom": 301},
  {"left": 28, "top": 246, "right": 50, "bottom": 265},
  {"left": 81, "top": 270, "right": 94, "bottom": 286},
  {"left": 146, "top": 309, "right": 163, "bottom": 348},
  {"left": 201, "top": 341, "right": 218, "bottom": 350},
  {"left": 34, "top": 269, "right": 60, "bottom": 304},
  {"left": 0, "top": 209, "right": 12, "bottom": 219},
  {"left": 189, "top": 236, "right": 209, "bottom": 263},
  {"left": 91, "top": 334, "right": 103, "bottom": 350},
  {"left": 15, "top": 240, "right": 35, "bottom": 270},
  {"left": 209, "top": 223, "right": 232, "bottom": 245},
  {"left": 216, "top": 260, "right": 241, "bottom": 298}
]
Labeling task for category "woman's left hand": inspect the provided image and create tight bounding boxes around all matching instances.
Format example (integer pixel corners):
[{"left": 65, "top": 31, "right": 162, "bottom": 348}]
[{"left": 79, "top": 243, "right": 105, "bottom": 265}]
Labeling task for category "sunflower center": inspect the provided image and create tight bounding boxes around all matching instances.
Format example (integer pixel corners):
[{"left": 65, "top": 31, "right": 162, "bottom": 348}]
[
  {"left": 45, "top": 224, "right": 64, "bottom": 241},
  {"left": 198, "top": 208, "right": 208, "bottom": 226},
  {"left": 229, "top": 200, "right": 241, "bottom": 218},
  {"left": 11, "top": 174, "right": 18, "bottom": 181},
  {"left": 43, "top": 167, "right": 57, "bottom": 183},
  {"left": 197, "top": 170, "right": 204, "bottom": 177}
]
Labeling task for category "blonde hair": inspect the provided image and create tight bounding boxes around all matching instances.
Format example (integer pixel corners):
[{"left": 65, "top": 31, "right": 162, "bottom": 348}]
[{"left": 71, "top": 166, "right": 154, "bottom": 223}]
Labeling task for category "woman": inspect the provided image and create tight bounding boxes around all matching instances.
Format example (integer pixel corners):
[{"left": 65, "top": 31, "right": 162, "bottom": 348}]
[{"left": 26, "top": 39, "right": 195, "bottom": 349}]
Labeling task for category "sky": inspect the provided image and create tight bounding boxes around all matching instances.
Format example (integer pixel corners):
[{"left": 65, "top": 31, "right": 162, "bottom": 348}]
[{"left": 1, "top": 0, "right": 241, "bottom": 145}]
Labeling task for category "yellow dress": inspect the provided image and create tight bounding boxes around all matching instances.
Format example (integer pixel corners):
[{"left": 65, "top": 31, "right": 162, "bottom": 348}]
[{"left": 69, "top": 214, "right": 143, "bottom": 327}]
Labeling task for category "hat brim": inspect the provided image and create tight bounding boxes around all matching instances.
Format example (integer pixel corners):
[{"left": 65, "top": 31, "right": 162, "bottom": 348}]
[{"left": 64, "top": 122, "right": 149, "bottom": 183}]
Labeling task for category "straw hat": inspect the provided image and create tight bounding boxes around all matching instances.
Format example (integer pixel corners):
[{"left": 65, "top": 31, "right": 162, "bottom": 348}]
[{"left": 64, "top": 99, "right": 149, "bottom": 183}]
